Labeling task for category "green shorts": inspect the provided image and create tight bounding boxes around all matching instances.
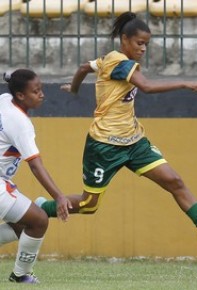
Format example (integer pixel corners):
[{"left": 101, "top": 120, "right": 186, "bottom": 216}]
[{"left": 83, "top": 134, "right": 167, "bottom": 193}]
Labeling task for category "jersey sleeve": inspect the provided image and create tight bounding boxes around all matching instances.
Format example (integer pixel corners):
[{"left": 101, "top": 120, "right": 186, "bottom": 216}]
[
  {"left": 89, "top": 57, "right": 103, "bottom": 72},
  {"left": 10, "top": 117, "right": 40, "bottom": 161},
  {"left": 14, "top": 130, "right": 40, "bottom": 161},
  {"left": 110, "top": 60, "right": 139, "bottom": 82}
]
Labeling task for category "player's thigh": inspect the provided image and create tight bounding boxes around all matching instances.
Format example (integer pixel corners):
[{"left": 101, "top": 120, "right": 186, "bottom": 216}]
[
  {"left": 78, "top": 190, "right": 106, "bottom": 214},
  {"left": 4, "top": 188, "right": 48, "bottom": 230},
  {"left": 18, "top": 202, "right": 48, "bottom": 230},
  {"left": 143, "top": 162, "right": 183, "bottom": 191},
  {"left": 0, "top": 179, "right": 17, "bottom": 220},
  {"left": 3, "top": 189, "right": 32, "bottom": 223},
  {"left": 0, "top": 178, "right": 32, "bottom": 223},
  {"left": 79, "top": 190, "right": 99, "bottom": 207}
]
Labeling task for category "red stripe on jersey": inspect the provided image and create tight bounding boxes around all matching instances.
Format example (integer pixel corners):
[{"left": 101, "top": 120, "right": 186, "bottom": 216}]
[
  {"left": 3, "top": 146, "right": 21, "bottom": 158},
  {"left": 5, "top": 181, "right": 17, "bottom": 198},
  {"left": 25, "top": 153, "right": 40, "bottom": 162}
]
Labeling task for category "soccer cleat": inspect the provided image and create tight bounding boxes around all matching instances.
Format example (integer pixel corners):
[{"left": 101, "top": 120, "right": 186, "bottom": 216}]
[
  {"left": 9, "top": 272, "right": 40, "bottom": 284},
  {"left": 35, "top": 196, "right": 47, "bottom": 208}
]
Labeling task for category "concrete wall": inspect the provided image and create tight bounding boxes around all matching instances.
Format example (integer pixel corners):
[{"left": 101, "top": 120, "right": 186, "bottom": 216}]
[
  {"left": 1, "top": 11, "right": 197, "bottom": 76},
  {"left": 0, "top": 81, "right": 196, "bottom": 117},
  {"left": 1, "top": 118, "right": 197, "bottom": 258}
]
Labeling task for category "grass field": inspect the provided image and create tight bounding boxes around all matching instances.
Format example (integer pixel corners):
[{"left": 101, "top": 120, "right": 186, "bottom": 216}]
[{"left": 0, "top": 257, "right": 197, "bottom": 290}]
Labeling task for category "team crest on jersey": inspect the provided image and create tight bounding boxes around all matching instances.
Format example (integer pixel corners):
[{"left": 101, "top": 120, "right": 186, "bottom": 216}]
[
  {"left": 0, "top": 114, "right": 3, "bottom": 131},
  {"left": 122, "top": 87, "right": 138, "bottom": 102}
]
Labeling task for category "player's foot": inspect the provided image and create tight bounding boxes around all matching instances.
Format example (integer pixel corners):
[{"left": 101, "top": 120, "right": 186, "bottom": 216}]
[
  {"left": 35, "top": 196, "right": 47, "bottom": 208},
  {"left": 9, "top": 272, "right": 40, "bottom": 284}
]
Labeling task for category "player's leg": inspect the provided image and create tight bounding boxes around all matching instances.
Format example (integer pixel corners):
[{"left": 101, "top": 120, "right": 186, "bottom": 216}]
[
  {"left": 0, "top": 222, "right": 18, "bottom": 245},
  {"left": 7, "top": 222, "right": 25, "bottom": 238},
  {"left": 143, "top": 163, "right": 197, "bottom": 225},
  {"left": 37, "top": 189, "right": 104, "bottom": 215},
  {"left": 0, "top": 221, "right": 30, "bottom": 246},
  {"left": 2, "top": 188, "right": 48, "bottom": 283},
  {"left": 36, "top": 134, "right": 127, "bottom": 216},
  {"left": 127, "top": 137, "right": 197, "bottom": 226},
  {"left": 70, "top": 189, "right": 105, "bottom": 214},
  {"left": 0, "top": 179, "right": 19, "bottom": 245}
]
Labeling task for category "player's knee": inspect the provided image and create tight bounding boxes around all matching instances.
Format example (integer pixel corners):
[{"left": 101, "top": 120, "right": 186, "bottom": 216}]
[
  {"left": 30, "top": 207, "right": 49, "bottom": 234},
  {"left": 37, "top": 210, "right": 48, "bottom": 232},
  {"left": 169, "top": 175, "right": 184, "bottom": 191},
  {"left": 79, "top": 193, "right": 102, "bottom": 214}
]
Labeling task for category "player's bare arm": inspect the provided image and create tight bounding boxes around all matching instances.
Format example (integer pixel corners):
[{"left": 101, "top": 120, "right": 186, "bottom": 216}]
[
  {"left": 131, "top": 69, "right": 197, "bottom": 93},
  {"left": 60, "top": 62, "right": 94, "bottom": 94},
  {"left": 28, "top": 156, "right": 72, "bottom": 221}
]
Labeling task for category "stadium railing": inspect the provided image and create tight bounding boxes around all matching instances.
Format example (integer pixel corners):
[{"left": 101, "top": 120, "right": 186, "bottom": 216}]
[{"left": 0, "top": 0, "right": 197, "bottom": 72}]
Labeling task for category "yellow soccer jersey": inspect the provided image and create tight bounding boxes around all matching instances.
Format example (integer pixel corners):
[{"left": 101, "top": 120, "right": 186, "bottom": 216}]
[{"left": 89, "top": 50, "right": 145, "bottom": 146}]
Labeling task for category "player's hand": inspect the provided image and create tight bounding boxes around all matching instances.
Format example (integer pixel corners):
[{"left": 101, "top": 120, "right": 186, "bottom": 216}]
[
  {"left": 186, "top": 82, "right": 197, "bottom": 92},
  {"left": 60, "top": 83, "right": 72, "bottom": 92},
  {"left": 56, "top": 195, "right": 72, "bottom": 222}
]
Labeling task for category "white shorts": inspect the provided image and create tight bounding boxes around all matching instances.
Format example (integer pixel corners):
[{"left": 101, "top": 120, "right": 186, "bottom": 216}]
[{"left": 0, "top": 178, "right": 31, "bottom": 223}]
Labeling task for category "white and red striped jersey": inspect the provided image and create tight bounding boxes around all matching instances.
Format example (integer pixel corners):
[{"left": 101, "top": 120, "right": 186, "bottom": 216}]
[{"left": 0, "top": 93, "right": 39, "bottom": 181}]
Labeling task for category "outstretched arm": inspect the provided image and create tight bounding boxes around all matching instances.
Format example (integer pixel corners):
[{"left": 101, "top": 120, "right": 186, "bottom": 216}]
[
  {"left": 131, "top": 69, "right": 197, "bottom": 93},
  {"left": 28, "top": 156, "right": 72, "bottom": 221},
  {"left": 61, "top": 62, "right": 94, "bottom": 94}
]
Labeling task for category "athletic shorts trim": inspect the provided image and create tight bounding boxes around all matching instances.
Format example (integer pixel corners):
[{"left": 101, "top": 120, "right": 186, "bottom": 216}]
[
  {"left": 135, "top": 159, "right": 167, "bottom": 176},
  {"left": 83, "top": 184, "right": 107, "bottom": 194}
]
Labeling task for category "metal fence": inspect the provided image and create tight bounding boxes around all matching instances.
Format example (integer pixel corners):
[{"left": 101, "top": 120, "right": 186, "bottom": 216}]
[{"left": 0, "top": 0, "right": 197, "bottom": 76}]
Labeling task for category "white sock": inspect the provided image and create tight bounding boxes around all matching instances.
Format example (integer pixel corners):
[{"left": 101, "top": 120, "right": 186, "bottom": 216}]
[
  {"left": 0, "top": 223, "right": 18, "bottom": 246},
  {"left": 14, "top": 231, "right": 44, "bottom": 276}
]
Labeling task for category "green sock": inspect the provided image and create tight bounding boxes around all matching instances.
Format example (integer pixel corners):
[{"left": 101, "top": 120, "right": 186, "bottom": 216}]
[
  {"left": 186, "top": 203, "right": 197, "bottom": 226},
  {"left": 42, "top": 201, "right": 57, "bottom": 217}
]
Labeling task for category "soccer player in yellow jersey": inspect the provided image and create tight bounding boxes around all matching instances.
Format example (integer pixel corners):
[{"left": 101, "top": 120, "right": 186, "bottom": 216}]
[{"left": 37, "top": 12, "right": 197, "bottom": 227}]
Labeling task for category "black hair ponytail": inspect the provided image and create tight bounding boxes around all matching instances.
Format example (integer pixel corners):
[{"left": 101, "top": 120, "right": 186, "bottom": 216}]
[
  {"left": 111, "top": 12, "right": 136, "bottom": 39},
  {"left": 3, "top": 69, "right": 37, "bottom": 97},
  {"left": 111, "top": 11, "right": 150, "bottom": 40},
  {"left": 3, "top": 72, "right": 11, "bottom": 83}
]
